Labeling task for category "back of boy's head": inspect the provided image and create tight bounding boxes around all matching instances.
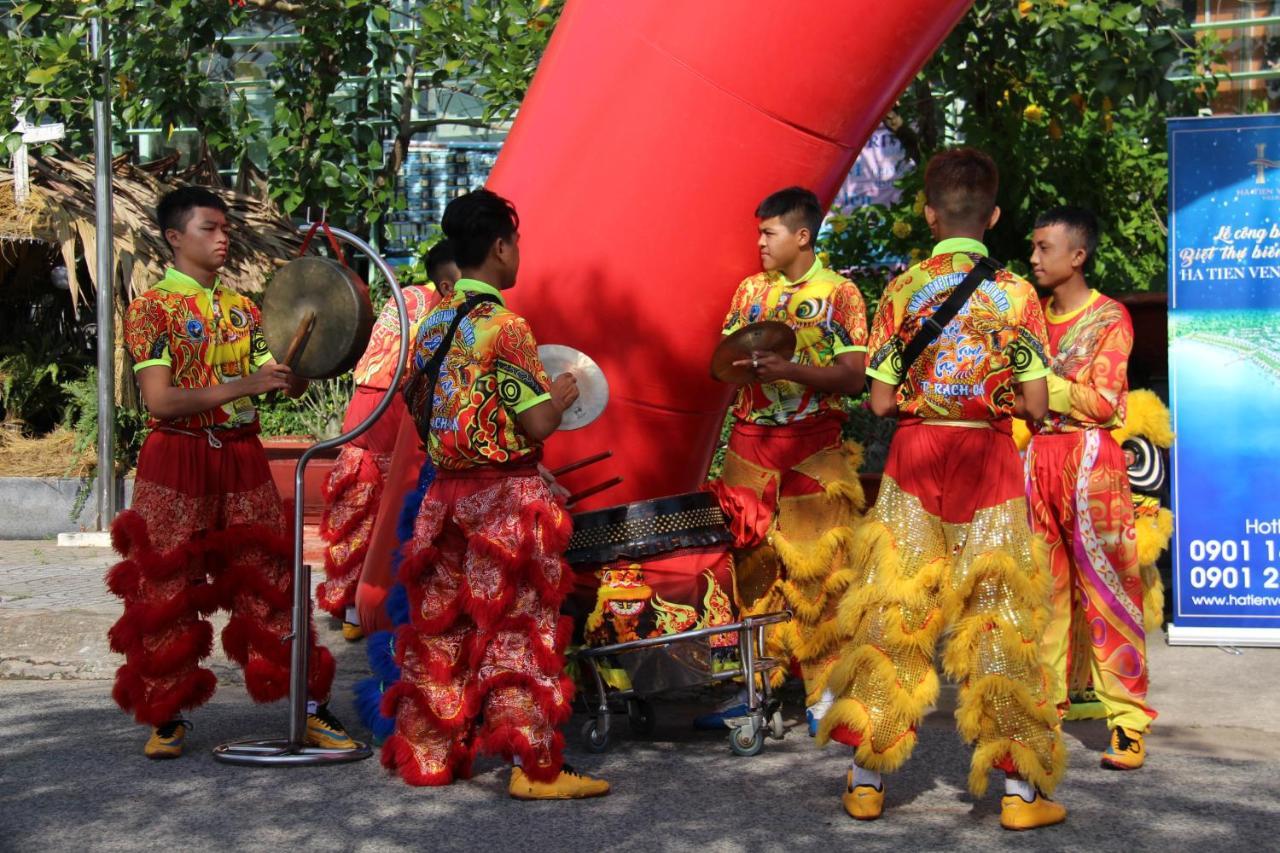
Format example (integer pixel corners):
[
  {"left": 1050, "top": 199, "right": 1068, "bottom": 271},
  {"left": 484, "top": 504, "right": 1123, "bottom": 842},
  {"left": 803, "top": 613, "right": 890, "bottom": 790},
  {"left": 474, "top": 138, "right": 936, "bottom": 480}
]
[
  {"left": 425, "top": 239, "right": 456, "bottom": 283},
  {"left": 1035, "top": 205, "right": 1099, "bottom": 270},
  {"left": 755, "top": 187, "right": 823, "bottom": 243},
  {"left": 441, "top": 189, "right": 519, "bottom": 269},
  {"left": 157, "top": 186, "right": 228, "bottom": 250},
  {"left": 923, "top": 148, "right": 999, "bottom": 231}
]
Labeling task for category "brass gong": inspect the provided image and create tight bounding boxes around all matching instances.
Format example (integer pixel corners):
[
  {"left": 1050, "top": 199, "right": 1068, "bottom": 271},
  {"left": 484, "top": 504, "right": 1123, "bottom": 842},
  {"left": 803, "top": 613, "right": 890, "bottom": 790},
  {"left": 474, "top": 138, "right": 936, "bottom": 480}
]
[
  {"left": 710, "top": 320, "right": 797, "bottom": 385},
  {"left": 262, "top": 256, "right": 374, "bottom": 379}
]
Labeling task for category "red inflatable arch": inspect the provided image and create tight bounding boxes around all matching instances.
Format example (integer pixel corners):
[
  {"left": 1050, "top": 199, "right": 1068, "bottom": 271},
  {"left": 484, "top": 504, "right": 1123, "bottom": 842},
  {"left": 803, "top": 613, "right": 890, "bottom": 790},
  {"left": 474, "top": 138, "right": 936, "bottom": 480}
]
[{"left": 493, "top": 0, "right": 974, "bottom": 508}]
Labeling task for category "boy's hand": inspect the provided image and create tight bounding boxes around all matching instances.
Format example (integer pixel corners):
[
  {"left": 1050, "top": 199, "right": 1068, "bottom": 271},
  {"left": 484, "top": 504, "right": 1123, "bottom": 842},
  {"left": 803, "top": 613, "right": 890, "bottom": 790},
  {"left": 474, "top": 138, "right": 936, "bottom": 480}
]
[
  {"left": 733, "top": 350, "right": 793, "bottom": 383},
  {"left": 246, "top": 363, "right": 294, "bottom": 396},
  {"left": 550, "top": 372, "right": 580, "bottom": 413},
  {"left": 537, "top": 463, "right": 571, "bottom": 503}
]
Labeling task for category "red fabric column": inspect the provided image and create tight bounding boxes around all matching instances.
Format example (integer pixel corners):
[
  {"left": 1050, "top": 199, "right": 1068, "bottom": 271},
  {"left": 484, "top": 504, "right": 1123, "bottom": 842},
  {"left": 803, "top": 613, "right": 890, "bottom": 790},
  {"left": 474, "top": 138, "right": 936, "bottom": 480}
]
[{"left": 494, "top": 0, "right": 973, "bottom": 508}]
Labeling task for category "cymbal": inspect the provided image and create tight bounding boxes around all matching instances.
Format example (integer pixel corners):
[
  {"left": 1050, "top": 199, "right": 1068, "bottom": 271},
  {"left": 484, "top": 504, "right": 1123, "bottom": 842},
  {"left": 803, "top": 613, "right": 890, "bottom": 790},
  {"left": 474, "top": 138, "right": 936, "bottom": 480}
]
[
  {"left": 262, "top": 256, "right": 374, "bottom": 379},
  {"left": 710, "top": 320, "right": 797, "bottom": 384},
  {"left": 538, "top": 344, "right": 609, "bottom": 431}
]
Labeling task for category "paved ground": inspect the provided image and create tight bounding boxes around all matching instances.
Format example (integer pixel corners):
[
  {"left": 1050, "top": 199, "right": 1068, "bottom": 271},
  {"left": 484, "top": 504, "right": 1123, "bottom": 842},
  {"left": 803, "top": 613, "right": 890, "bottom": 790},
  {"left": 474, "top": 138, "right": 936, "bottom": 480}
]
[{"left": 2, "top": 539, "right": 1278, "bottom": 852}]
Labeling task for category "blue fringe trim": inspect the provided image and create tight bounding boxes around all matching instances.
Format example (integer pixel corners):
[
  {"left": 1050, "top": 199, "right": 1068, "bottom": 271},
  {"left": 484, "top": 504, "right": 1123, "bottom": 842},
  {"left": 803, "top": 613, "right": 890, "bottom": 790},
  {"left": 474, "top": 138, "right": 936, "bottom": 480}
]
[
  {"left": 353, "top": 675, "right": 396, "bottom": 741},
  {"left": 366, "top": 630, "right": 401, "bottom": 682}
]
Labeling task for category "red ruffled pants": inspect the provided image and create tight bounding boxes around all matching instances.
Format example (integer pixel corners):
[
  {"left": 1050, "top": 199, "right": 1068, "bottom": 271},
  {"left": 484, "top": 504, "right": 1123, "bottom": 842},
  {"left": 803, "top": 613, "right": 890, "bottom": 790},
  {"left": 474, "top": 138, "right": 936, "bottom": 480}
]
[
  {"left": 381, "top": 466, "right": 575, "bottom": 786},
  {"left": 107, "top": 425, "right": 335, "bottom": 726},
  {"left": 316, "top": 386, "right": 403, "bottom": 617}
]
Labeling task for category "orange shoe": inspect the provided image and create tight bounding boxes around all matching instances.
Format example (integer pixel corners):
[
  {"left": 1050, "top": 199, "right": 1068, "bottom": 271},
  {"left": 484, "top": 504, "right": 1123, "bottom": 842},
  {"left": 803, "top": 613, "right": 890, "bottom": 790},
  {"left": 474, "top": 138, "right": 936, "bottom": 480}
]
[
  {"left": 1101, "top": 726, "right": 1146, "bottom": 770},
  {"left": 144, "top": 719, "right": 190, "bottom": 760},
  {"left": 509, "top": 765, "right": 610, "bottom": 800},
  {"left": 841, "top": 770, "right": 884, "bottom": 820},
  {"left": 1000, "top": 792, "right": 1067, "bottom": 830}
]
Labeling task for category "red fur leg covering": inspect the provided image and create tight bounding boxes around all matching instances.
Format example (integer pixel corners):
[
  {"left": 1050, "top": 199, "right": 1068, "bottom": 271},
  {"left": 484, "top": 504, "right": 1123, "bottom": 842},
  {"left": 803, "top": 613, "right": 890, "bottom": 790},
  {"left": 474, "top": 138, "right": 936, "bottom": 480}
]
[{"left": 317, "top": 447, "right": 388, "bottom": 617}]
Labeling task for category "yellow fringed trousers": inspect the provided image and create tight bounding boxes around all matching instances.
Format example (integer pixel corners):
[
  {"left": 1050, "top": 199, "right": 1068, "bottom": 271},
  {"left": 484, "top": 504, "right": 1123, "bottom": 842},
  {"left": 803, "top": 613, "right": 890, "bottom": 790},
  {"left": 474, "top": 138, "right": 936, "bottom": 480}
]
[{"left": 818, "top": 420, "right": 1066, "bottom": 797}]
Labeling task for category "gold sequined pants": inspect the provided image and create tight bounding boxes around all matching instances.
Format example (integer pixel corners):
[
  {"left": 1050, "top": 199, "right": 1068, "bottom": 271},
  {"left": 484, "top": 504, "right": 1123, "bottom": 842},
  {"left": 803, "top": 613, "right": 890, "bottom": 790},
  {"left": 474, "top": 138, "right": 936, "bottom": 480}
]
[{"left": 818, "top": 422, "right": 1065, "bottom": 797}]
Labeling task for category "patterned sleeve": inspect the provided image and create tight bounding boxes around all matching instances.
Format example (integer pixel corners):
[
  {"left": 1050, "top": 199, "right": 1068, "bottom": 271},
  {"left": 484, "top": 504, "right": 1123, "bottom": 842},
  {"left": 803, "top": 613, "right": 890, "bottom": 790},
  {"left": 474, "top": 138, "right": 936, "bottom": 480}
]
[
  {"left": 829, "top": 280, "right": 869, "bottom": 355},
  {"left": 1010, "top": 283, "right": 1051, "bottom": 383},
  {"left": 1047, "top": 307, "right": 1133, "bottom": 426},
  {"left": 246, "top": 300, "right": 273, "bottom": 369},
  {"left": 721, "top": 279, "right": 751, "bottom": 335},
  {"left": 125, "top": 295, "right": 172, "bottom": 371},
  {"left": 405, "top": 285, "right": 442, "bottom": 347},
  {"left": 865, "top": 276, "right": 905, "bottom": 385},
  {"left": 494, "top": 315, "right": 552, "bottom": 415}
]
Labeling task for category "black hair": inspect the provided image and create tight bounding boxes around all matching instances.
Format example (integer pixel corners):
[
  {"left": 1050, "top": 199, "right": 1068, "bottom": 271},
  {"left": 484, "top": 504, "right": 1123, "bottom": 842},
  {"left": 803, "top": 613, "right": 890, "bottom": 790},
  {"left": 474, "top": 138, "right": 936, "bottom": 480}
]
[
  {"left": 156, "top": 186, "right": 228, "bottom": 250},
  {"left": 1035, "top": 205, "right": 1100, "bottom": 270},
  {"left": 923, "top": 148, "right": 999, "bottom": 230},
  {"left": 425, "top": 238, "right": 456, "bottom": 283},
  {"left": 755, "top": 186, "right": 823, "bottom": 243},
  {"left": 440, "top": 189, "right": 519, "bottom": 269}
]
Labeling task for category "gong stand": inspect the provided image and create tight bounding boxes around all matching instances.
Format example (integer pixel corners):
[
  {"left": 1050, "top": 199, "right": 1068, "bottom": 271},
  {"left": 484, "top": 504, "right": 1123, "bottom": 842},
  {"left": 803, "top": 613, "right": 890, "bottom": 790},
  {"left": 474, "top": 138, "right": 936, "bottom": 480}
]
[{"left": 213, "top": 225, "right": 408, "bottom": 768}]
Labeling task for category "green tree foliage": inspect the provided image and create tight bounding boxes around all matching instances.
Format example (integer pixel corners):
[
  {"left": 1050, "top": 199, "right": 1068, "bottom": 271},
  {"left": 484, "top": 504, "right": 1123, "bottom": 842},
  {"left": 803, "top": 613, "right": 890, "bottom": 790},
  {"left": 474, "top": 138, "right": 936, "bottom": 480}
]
[
  {"left": 1, "top": 0, "right": 560, "bottom": 227},
  {"left": 822, "top": 0, "right": 1220, "bottom": 308}
]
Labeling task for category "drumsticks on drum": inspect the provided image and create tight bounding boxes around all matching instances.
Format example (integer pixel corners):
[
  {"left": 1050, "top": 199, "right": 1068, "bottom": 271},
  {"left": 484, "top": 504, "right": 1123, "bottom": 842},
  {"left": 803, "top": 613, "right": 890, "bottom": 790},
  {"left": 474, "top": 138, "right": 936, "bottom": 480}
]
[
  {"left": 551, "top": 450, "right": 612, "bottom": 478},
  {"left": 565, "top": 476, "right": 623, "bottom": 508}
]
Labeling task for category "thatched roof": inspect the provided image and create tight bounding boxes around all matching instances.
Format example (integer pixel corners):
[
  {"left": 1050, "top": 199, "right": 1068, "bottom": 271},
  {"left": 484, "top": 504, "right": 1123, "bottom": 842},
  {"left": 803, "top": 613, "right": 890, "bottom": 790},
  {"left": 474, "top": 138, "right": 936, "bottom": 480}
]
[{"left": 0, "top": 149, "right": 303, "bottom": 305}]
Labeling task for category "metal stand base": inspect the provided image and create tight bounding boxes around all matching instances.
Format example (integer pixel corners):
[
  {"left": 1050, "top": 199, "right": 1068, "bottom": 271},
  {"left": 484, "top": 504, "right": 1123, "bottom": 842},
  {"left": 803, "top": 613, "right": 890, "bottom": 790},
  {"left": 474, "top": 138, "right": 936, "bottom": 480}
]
[{"left": 213, "top": 738, "right": 373, "bottom": 767}]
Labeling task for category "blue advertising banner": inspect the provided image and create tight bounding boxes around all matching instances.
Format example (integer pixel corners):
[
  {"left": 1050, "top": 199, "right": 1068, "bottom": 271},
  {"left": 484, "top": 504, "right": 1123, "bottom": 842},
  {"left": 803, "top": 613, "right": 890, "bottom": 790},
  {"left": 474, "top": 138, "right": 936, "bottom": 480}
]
[{"left": 1168, "top": 114, "right": 1280, "bottom": 646}]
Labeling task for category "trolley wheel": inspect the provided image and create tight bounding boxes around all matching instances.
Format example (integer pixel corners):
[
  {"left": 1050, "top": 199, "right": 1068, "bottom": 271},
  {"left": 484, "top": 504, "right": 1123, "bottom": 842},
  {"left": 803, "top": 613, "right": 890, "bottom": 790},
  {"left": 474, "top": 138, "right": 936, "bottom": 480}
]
[
  {"left": 769, "top": 710, "right": 785, "bottom": 740},
  {"left": 627, "top": 699, "right": 656, "bottom": 736},
  {"left": 581, "top": 718, "right": 610, "bottom": 753},
  {"left": 729, "top": 724, "right": 765, "bottom": 757}
]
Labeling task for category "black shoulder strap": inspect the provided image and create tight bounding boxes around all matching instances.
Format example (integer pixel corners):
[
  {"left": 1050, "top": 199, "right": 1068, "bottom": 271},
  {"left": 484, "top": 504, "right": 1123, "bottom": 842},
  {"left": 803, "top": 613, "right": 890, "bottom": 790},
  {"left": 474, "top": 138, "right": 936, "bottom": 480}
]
[
  {"left": 898, "top": 255, "right": 1002, "bottom": 376},
  {"left": 402, "top": 293, "right": 501, "bottom": 441}
]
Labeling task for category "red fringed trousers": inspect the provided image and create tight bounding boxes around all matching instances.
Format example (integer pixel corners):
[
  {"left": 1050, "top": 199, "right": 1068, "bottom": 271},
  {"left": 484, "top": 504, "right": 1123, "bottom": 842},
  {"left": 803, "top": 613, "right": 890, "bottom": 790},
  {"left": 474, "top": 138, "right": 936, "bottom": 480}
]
[
  {"left": 381, "top": 466, "right": 576, "bottom": 786},
  {"left": 106, "top": 426, "right": 335, "bottom": 727}
]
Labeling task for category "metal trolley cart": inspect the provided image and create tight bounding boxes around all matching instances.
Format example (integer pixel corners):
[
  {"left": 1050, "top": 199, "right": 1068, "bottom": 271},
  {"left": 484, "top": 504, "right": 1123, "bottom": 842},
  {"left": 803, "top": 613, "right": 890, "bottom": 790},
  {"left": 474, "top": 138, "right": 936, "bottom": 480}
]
[{"left": 576, "top": 610, "right": 791, "bottom": 756}]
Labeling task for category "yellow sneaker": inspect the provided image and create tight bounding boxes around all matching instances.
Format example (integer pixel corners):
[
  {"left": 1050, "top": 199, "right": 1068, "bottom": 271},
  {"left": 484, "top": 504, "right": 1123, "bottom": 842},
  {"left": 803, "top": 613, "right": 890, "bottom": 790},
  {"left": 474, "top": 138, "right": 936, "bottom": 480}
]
[
  {"left": 841, "top": 771, "right": 884, "bottom": 820},
  {"left": 305, "top": 704, "right": 357, "bottom": 750},
  {"left": 144, "top": 719, "right": 190, "bottom": 760},
  {"left": 508, "top": 765, "right": 610, "bottom": 800},
  {"left": 1000, "top": 792, "right": 1067, "bottom": 830},
  {"left": 1101, "top": 726, "right": 1146, "bottom": 770},
  {"left": 341, "top": 621, "right": 364, "bottom": 642}
]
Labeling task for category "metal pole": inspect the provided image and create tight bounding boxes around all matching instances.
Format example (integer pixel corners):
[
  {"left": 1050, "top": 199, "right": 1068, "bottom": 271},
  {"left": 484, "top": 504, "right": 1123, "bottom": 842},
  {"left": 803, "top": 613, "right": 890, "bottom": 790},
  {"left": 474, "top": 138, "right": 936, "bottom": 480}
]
[{"left": 91, "top": 16, "right": 117, "bottom": 529}]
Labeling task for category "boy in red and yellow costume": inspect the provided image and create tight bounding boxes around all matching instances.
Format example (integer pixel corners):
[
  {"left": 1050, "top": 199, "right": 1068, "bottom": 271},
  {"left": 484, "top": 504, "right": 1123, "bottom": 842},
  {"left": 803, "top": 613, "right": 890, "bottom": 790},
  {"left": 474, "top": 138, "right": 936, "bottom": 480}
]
[
  {"left": 817, "top": 150, "right": 1067, "bottom": 830},
  {"left": 1026, "top": 207, "right": 1156, "bottom": 770},
  {"left": 108, "top": 187, "right": 353, "bottom": 758},
  {"left": 706, "top": 187, "right": 868, "bottom": 734},
  {"left": 316, "top": 242, "right": 458, "bottom": 640},
  {"left": 380, "top": 190, "right": 608, "bottom": 799}
]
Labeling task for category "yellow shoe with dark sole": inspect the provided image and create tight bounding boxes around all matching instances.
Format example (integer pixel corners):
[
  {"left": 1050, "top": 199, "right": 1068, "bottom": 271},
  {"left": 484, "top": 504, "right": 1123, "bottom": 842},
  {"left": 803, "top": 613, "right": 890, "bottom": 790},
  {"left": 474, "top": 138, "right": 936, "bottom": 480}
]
[
  {"left": 305, "top": 704, "right": 357, "bottom": 750},
  {"left": 341, "top": 621, "right": 364, "bottom": 642},
  {"left": 144, "top": 720, "right": 190, "bottom": 760},
  {"left": 1000, "top": 793, "right": 1067, "bottom": 830},
  {"left": 842, "top": 771, "right": 884, "bottom": 820},
  {"left": 1101, "top": 726, "right": 1145, "bottom": 770},
  {"left": 509, "top": 765, "right": 610, "bottom": 800}
]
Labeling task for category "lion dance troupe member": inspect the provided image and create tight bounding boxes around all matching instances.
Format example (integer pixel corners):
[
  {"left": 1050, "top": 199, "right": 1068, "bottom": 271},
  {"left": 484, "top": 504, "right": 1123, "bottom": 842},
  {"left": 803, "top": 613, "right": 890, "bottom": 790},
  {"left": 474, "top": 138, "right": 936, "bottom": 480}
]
[
  {"left": 1026, "top": 206, "right": 1157, "bottom": 769},
  {"left": 817, "top": 149, "right": 1068, "bottom": 831},
  {"left": 316, "top": 242, "right": 458, "bottom": 640},
  {"left": 380, "top": 189, "right": 609, "bottom": 799},
  {"left": 107, "top": 187, "right": 354, "bottom": 758},
  {"left": 705, "top": 187, "right": 868, "bottom": 735}
]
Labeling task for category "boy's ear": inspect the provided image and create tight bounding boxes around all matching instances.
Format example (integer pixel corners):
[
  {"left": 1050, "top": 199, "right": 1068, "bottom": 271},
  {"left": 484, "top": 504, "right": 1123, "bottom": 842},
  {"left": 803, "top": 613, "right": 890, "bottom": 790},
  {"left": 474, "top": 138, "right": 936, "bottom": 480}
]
[{"left": 797, "top": 226, "right": 813, "bottom": 249}]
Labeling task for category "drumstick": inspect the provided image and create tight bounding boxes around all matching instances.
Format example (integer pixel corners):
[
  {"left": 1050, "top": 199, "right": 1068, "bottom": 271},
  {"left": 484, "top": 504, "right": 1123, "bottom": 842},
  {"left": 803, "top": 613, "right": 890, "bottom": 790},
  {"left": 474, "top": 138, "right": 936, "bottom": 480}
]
[
  {"left": 265, "top": 311, "right": 316, "bottom": 403},
  {"left": 565, "top": 476, "right": 623, "bottom": 508},
  {"left": 550, "top": 450, "right": 612, "bottom": 478}
]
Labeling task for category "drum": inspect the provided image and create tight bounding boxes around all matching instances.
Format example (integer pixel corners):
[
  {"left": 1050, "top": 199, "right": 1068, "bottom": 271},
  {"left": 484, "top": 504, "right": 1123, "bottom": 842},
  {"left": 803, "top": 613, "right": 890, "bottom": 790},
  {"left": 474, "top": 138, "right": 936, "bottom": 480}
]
[{"left": 567, "top": 492, "right": 737, "bottom": 669}]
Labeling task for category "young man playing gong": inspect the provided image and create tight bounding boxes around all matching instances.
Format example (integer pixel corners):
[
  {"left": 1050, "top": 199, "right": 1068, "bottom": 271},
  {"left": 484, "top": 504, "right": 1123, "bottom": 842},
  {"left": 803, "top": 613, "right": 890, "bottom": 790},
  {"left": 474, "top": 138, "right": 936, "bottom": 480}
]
[{"left": 705, "top": 186, "right": 868, "bottom": 735}]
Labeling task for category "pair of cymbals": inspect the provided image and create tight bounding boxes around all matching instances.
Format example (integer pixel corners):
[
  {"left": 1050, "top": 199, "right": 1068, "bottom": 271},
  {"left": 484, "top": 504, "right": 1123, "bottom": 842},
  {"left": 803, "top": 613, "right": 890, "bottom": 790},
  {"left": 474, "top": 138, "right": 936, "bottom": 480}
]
[{"left": 710, "top": 320, "right": 797, "bottom": 385}]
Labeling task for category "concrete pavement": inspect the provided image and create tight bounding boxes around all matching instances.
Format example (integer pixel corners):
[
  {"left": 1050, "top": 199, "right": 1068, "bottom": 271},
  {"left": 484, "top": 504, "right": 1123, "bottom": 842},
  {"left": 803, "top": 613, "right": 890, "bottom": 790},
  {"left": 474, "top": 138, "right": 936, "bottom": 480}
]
[{"left": 1, "top": 539, "right": 1277, "bottom": 852}]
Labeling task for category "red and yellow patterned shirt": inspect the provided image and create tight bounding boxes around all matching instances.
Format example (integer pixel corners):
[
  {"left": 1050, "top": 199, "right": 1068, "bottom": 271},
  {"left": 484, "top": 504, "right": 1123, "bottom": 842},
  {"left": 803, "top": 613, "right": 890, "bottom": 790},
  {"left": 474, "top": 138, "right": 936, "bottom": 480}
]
[
  {"left": 721, "top": 259, "right": 868, "bottom": 425},
  {"left": 1036, "top": 290, "right": 1132, "bottom": 433},
  {"left": 351, "top": 284, "right": 440, "bottom": 389},
  {"left": 125, "top": 267, "right": 272, "bottom": 429},
  {"left": 409, "top": 279, "right": 552, "bottom": 470},
  {"left": 867, "top": 238, "right": 1051, "bottom": 421}
]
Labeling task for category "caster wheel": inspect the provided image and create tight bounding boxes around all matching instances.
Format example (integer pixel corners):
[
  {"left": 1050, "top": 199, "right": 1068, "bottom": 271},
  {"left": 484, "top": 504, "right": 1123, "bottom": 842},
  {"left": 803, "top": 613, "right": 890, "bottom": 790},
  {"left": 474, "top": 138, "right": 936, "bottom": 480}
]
[
  {"left": 581, "top": 718, "right": 609, "bottom": 753},
  {"left": 729, "top": 725, "right": 765, "bottom": 757},
  {"left": 769, "top": 710, "right": 785, "bottom": 740},
  {"left": 627, "top": 699, "right": 656, "bottom": 736}
]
